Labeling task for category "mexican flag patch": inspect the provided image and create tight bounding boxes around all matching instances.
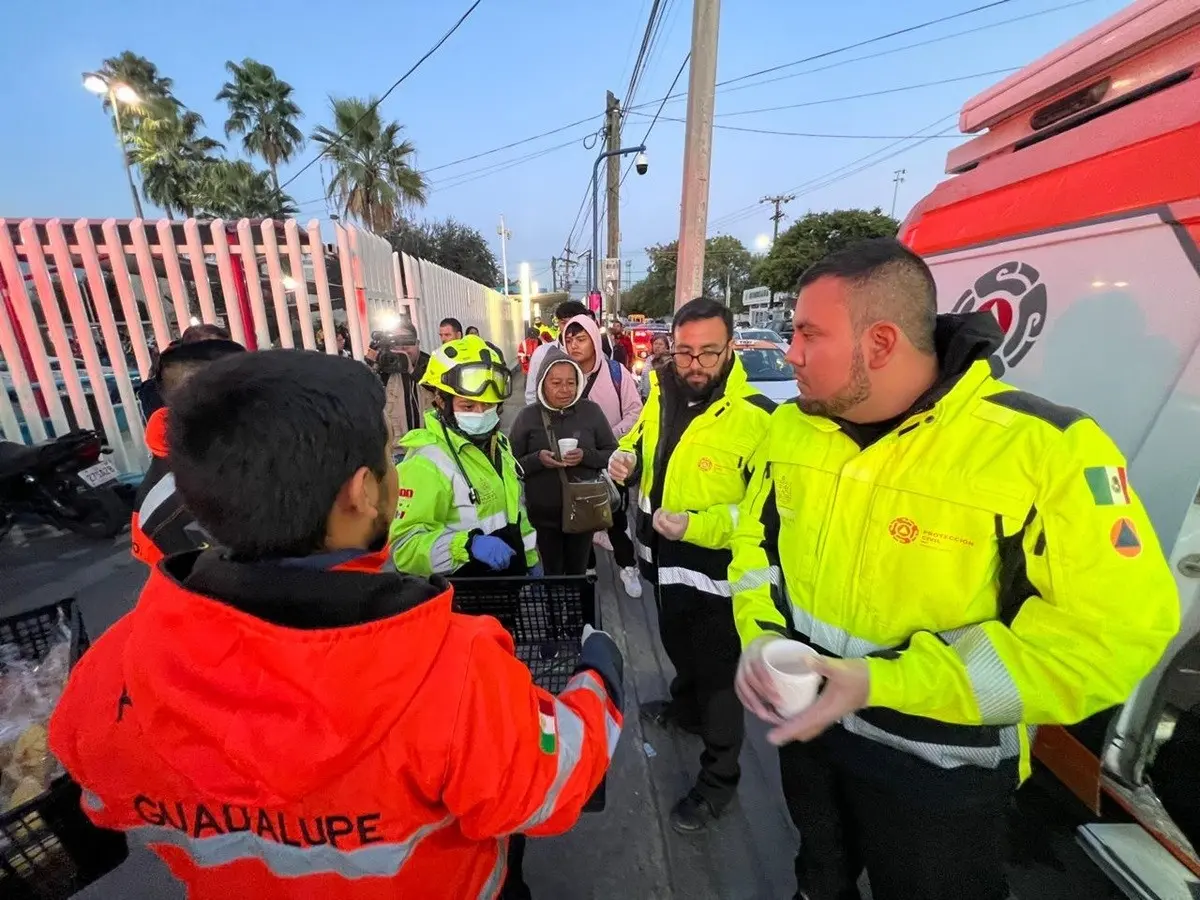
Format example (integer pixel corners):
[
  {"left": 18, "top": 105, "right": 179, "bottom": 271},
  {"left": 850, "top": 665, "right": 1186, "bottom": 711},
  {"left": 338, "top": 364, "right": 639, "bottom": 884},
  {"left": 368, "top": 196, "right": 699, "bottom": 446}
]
[
  {"left": 538, "top": 696, "right": 557, "bottom": 754},
  {"left": 1084, "top": 466, "right": 1130, "bottom": 506}
]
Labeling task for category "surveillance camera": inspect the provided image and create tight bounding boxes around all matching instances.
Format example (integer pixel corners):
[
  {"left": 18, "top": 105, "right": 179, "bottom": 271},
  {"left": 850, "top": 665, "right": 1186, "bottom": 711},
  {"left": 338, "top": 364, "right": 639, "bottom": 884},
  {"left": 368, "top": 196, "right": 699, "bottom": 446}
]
[{"left": 634, "top": 152, "right": 649, "bottom": 176}]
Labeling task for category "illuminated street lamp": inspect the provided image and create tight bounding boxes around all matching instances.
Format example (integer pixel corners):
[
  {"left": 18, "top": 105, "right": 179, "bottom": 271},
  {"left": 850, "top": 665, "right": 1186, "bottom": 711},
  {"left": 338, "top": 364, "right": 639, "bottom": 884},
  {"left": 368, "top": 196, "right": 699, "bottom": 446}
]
[{"left": 82, "top": 71, "right": 145, "bottom": 218}]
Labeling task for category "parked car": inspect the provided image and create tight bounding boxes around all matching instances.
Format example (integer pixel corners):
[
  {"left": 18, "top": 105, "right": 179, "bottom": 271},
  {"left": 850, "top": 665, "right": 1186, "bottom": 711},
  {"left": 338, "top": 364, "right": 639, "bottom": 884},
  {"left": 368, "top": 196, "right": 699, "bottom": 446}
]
[
  {"left": 735, "top": 327, "right": 788, "bottom": 352},
  {"left": 733, "top": 339, "right": 796, "bottom": 405}
]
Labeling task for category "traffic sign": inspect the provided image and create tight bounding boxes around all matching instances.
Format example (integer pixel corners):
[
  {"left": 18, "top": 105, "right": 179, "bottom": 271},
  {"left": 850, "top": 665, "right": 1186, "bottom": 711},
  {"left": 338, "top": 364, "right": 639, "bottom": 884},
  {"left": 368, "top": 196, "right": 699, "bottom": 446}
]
[{"left": 603, "top": 258, "right": 621, "bottom": 300}]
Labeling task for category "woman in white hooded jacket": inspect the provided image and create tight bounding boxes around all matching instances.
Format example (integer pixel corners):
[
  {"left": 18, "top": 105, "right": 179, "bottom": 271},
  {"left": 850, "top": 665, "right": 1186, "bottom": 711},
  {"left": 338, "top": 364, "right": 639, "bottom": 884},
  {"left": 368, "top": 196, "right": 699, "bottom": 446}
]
[{"left": 562, "top": 314, "right": 645, "bottom": 597}]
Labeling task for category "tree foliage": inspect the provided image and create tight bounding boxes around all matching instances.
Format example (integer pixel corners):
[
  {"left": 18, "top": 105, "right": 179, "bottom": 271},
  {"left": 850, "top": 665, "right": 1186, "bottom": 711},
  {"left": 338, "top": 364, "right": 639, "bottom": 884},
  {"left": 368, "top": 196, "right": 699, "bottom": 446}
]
[
  {"left": 190, "top": 160, "right": 297, "bottom": 219},
  {"left": 386, "top": 218, "right": 499, "bottom": 287},
  {"left": 216, "top": 58, "right": 305, "bottom": 191},
  {"left": 751, "top": 208, "right": 900, "bottom": 294},
  {"left": 128, "top": 109, "right": 222, "bottom": 217},
  {"left": 312, "top": 97, "right": 428, "bottom": 233},
  {"left": 93, "top": 51, "right": 300, "bottom": 221},
  {"left": 622, "top": 235, "right": 753, "bottom": 318}
]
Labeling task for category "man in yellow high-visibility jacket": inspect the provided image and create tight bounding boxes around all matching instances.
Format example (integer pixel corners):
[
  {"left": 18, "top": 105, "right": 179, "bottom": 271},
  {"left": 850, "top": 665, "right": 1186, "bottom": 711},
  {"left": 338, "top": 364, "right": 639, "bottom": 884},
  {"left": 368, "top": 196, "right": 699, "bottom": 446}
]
[
  {"left": 610, "top": 297, "right": 775, "bottom": 835},
  {"left": 730, "top": 238, "right": 1179, "bottom": 900}
]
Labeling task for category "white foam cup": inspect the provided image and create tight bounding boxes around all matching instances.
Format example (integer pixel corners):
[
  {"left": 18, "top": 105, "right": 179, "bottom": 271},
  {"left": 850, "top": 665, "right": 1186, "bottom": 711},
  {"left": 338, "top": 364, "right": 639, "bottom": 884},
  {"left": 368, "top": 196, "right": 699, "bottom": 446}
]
[
  {"left": 558, "top": 438, "right": 579, "bottom": 456},
  {"left": 762, "top": 640, "right": 822, "bottom": 717}
]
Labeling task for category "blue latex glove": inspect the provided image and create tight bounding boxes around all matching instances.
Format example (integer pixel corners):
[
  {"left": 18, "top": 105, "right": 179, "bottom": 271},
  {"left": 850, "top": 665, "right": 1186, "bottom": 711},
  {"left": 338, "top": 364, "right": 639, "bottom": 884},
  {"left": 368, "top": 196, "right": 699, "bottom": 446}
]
[
  {"left": 529, "top": 563, "right": 544, "bottom": 578},
  {"left": 469, "top": 534, "right": 516, "bottom": 571}
]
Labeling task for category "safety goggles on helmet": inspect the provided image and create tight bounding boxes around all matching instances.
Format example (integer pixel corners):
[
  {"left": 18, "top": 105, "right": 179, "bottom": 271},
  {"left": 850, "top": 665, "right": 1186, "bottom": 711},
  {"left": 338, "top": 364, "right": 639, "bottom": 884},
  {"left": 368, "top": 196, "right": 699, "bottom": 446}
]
[{"left": 438, "top": 361, "right": 512, "bottom": 401}]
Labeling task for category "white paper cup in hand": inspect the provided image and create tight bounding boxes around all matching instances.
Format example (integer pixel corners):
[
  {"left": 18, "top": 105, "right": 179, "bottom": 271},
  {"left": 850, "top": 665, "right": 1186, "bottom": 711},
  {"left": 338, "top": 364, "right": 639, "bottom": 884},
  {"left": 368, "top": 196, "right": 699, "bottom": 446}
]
[
  {"left": 762, "top": 640, "right": 822, "bottom": 717},
  {"left": 557, "top": 438, "right": 579, "bottom": 456}
]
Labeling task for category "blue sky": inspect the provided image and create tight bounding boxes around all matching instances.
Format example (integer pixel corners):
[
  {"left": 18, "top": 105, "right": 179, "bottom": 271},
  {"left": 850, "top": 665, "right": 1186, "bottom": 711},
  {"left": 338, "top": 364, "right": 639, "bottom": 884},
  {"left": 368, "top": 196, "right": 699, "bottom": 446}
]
[{"left": 0, "top": 0, "right": 1126, "bottom": 285}]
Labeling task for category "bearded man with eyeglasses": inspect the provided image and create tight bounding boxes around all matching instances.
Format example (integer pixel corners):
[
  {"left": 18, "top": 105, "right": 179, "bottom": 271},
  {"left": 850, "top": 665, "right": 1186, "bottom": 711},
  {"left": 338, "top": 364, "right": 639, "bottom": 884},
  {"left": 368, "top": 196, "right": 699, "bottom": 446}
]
[{"left": 607, "top": 296, "right": 777, "bottom": 834}]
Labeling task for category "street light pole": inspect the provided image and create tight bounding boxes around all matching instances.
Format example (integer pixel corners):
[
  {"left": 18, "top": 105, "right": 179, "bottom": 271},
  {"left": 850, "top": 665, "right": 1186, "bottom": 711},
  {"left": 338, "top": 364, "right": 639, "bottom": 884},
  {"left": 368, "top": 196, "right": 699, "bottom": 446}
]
[
  {"left": 83, "top": 72, "right": 144, "bottom": 219},
  {"left": 591, "top": 143, "right": 646, "bottom": 315},
  {"left": 108, "top": 93, "right": 144, "bottom": 219}
]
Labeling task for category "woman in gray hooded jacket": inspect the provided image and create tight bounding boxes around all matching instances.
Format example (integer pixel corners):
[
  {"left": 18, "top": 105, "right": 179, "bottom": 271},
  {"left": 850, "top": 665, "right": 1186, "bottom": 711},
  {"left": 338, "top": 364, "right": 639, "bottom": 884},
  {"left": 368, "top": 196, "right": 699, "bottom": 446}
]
[{"left": 509, "top": 346, "right": 618, "bottom": 575}]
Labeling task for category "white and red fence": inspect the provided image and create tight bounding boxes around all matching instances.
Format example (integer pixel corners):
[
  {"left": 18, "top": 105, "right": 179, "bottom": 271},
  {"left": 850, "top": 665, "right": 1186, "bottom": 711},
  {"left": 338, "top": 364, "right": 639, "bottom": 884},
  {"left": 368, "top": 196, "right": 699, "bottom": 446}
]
[{"left": 0, "top": 216, "right": 522, "bottom": 475}]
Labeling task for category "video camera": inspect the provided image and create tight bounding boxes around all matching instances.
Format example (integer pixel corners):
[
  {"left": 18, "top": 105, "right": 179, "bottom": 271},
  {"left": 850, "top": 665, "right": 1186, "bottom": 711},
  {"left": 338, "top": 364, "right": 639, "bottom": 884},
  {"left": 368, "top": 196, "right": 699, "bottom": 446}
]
[{"left": 370, "top": 330, "right": 418, "bottom": 377}]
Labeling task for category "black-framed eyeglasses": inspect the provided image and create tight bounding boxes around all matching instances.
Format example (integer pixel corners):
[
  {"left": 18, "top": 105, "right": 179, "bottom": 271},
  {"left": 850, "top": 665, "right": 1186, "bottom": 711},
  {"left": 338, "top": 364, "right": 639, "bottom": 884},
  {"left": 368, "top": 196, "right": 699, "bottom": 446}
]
[{"left": 671, "top": 348, "right": 725, "bottom": 368}]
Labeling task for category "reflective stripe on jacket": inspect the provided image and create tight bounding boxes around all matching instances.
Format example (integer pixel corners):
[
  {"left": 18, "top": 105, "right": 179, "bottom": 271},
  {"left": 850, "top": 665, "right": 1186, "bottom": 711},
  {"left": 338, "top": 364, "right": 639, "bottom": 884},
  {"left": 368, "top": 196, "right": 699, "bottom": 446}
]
[
  {"left": 48, "top": 551, "right": 621, "bottom": 900},
  {"left": 730, "top": 353, "right": 1179, "bottom": 788},
  {"left": 619, "top": 357, "right": 774, "bottom": 598},
  {"left": 390, "top": 410, "right": 537, "bottom": 576}
]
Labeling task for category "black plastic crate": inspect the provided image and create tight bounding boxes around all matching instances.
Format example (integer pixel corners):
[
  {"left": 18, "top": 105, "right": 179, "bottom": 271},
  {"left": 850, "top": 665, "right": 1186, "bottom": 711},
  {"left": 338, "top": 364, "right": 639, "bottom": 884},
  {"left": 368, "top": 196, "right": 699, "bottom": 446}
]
[
  {"left": 450, "top": 576, "right": 606, "bottom": 811},
  {"left": 450, "top": 575, "right": 597, "bottom": 694},
  {"left": 0, "top": 599, "right": 128, "bottom": 900}
]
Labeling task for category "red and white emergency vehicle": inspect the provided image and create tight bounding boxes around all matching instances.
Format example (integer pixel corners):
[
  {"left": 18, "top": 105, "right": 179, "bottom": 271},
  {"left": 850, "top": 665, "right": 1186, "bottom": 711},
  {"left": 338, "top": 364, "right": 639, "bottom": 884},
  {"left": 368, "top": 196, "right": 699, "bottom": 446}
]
[{"left": 903, "top": 0, "right": 1200, "bottom": 892}]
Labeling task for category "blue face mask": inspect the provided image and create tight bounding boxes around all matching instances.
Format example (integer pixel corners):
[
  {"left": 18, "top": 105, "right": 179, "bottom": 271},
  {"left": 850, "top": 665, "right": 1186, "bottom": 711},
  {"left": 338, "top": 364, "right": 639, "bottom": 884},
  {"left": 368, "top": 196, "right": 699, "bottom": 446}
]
[{"left": 456, "top": 408, "right": 500, "bottom": 436}]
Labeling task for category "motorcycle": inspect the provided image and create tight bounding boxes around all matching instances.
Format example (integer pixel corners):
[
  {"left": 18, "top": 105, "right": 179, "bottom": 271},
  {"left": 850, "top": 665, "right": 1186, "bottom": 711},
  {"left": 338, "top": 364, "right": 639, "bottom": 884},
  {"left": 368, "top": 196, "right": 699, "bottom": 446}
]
[{"left": 0, "top": 430, "right": 130, "bottom": 541}]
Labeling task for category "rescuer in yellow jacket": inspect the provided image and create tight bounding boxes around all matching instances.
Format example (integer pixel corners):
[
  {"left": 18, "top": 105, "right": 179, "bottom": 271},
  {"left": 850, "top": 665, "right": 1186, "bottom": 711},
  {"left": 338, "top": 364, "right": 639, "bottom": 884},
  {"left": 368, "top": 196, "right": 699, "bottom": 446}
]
[
  {"left": 730, "top": 239, "right": 1179, "bottom": 900},
  {"left": 609, "top": 297, "right": 775, "bottom": 835}
]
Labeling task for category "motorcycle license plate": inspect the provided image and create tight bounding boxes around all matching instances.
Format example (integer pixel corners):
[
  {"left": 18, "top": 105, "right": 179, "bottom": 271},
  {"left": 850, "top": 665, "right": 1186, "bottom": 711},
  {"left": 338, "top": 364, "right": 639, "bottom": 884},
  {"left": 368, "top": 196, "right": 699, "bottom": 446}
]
[{"left": 78, "top": 460, "right": 119, "bottom": 488}]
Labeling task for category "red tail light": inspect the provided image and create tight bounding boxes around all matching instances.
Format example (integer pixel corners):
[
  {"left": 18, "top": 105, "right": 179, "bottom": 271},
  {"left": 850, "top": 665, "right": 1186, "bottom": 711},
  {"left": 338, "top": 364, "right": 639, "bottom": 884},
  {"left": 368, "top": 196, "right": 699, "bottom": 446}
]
[{"left": 74, "top": 442, "right": 102, "bottom": 465}]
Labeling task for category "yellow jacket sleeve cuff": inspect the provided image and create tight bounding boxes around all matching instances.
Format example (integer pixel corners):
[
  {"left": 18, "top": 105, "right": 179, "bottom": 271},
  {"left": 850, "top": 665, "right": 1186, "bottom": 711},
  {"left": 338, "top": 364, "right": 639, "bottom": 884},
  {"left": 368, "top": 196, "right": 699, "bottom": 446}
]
[{"left": 865, "top": 656, "right": 907, "bottom": 710}]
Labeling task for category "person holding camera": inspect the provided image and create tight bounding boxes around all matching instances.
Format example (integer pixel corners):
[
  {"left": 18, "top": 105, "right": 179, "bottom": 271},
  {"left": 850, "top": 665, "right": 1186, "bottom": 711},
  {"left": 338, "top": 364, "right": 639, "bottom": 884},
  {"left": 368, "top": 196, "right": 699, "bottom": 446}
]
[{"left": 378, "top": 324, "right": 434, "bottom": 442}]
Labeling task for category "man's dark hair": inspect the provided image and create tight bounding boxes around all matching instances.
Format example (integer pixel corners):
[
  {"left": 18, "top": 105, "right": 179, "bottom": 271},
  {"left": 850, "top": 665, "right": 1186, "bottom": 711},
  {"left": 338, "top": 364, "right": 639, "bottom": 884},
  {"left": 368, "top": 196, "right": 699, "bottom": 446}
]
[
  {"left": 180, "top": 323, "right": 231, "bottom": 343},
  {"left": 168, "top": 350, "right": 388, "bottom": 560},
  {"left": 554, "top": 301, "right": 591, "bottom": 322},
  {"left": 158, "top": 339, "right": 245, "bottom": 403},
  {"left": 673, "top": 296, "right": 733, "bottom": 340},
  {"left": 795, "top": 237, "right": 937, "bottom": 354},
  {"left": 439, "top": 317, "right": 463, "bottom": 335}
]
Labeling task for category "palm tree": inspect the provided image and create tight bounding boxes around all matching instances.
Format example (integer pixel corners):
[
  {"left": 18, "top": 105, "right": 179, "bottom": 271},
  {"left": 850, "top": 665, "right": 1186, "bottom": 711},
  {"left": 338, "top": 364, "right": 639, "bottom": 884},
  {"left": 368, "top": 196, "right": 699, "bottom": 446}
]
[
  {"left": 128, "top": 110, "right": 222, "bottom": 217},
  {"left": 97, "top": 51, "right": 180, "bottom": 131},
  {"left": 311, "top": 97, "right": 427, "bottom": 233},
  {"left": 215, "top": 59, "right": 305, "bottom": 192},
  {"left": 191, "top": 159, "right": 298, "bottom": 220}
]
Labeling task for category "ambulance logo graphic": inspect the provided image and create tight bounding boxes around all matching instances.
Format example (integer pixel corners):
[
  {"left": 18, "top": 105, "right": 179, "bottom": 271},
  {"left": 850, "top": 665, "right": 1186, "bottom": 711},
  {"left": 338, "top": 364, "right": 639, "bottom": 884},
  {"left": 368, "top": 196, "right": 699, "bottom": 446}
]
[{"left": 951, "top": 261, "right": 1047, "bottom": 376}]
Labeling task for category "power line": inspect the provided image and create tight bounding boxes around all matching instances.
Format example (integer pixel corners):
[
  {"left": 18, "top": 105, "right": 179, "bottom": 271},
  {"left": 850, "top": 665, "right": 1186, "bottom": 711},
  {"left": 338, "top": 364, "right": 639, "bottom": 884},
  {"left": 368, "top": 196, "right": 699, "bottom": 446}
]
[
  {"left": 430, "top": 138, "right": 582, "bottom": 191},
  {"left": 279, "top": 0, "right": 485, "bottom": 192},
  {"left": 707, "top": 113, "right": 958, "bottom": 230},
  {"left": 625, "top": 110, "right": 963, "bottom": 139},
  {"left": 621, "top": 52, "right": 690, "bottom": 188},
  {"left": 624, "top": 0, "right": 664, "bottom": 110},
  {"left": 719, "top": 0, "right": 1018, "bottom": 89},
  {"left": 626, "top": 0, "right": 1100, "bottom": 110},
  {"left": 714, "top": 68, "right": 1020, "bottom": 118},
  {"left": 421, "top": 114, "right": 602, "bottom": 174}
]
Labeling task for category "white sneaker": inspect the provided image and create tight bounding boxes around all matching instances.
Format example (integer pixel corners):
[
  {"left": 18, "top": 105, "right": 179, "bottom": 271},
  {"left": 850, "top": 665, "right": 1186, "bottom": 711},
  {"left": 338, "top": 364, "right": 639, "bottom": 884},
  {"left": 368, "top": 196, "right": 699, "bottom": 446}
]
[{"left": 620, "top": 566, "right": 643, "bottom": 598}]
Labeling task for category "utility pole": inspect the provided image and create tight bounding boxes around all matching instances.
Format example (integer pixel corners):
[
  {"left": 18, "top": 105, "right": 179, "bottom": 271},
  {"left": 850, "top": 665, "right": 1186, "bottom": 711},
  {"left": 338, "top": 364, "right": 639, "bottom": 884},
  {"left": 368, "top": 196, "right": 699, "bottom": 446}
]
[
  {"left": 761, "top": 193, "right": 795, "bottom": 242},
  {"left": 551, "top": 257, "right": 559, "bottom": 292},
  {"left": 890, "top": 169, "right": 907, "bottom": 218},
  {"left": 674, "top": 0, "right": 722, "bottom": 311},
  {"left": 605, "top": 90, "right": 622, "bottom": 318},
  {"left": 497, "top": 216, "right": 512, "bottom": 296},
  {"left": 625, "top": 260, "right": 632, "bottom": 291},
  {"left": 560, "top": 245, "right": 578, "bottom": 295}
]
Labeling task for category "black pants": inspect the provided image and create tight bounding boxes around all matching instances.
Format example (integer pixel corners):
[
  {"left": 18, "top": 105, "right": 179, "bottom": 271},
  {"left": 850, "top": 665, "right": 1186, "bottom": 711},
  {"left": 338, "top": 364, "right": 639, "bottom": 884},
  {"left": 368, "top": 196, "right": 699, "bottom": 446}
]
[
  {"left": 535, "top": 526, "right": 593, "bottom": 576},
  {"left": 657, "top": 587, "right": 743, "bottom": 810},
  {"left": 499, "top": 834, "right": 531, "bottom": 899},
  {"left": 779, "top": 737, "right": 1010, "bottom": 900}
]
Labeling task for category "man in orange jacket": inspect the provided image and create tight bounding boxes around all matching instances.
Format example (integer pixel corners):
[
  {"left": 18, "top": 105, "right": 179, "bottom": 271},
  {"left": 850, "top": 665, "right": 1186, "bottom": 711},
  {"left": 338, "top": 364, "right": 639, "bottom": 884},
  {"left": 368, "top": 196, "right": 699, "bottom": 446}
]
[
  {"left": 130, "top": 336, "right": 245, "bottom": 566},
  {"left": 50, "top": 349, "right": 624, "bottom": 899}
]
